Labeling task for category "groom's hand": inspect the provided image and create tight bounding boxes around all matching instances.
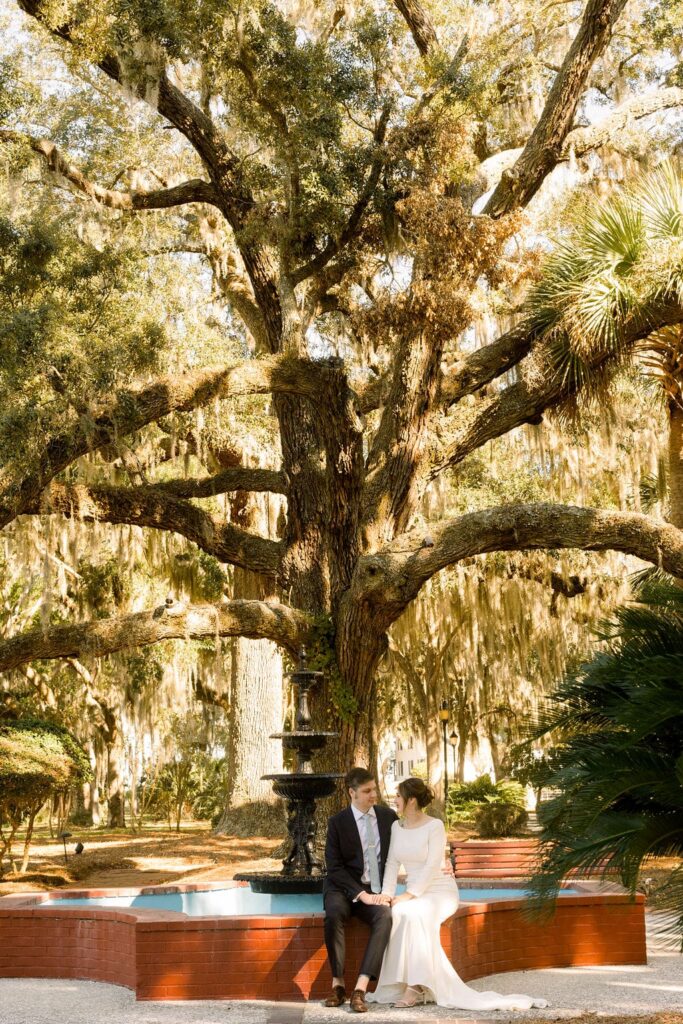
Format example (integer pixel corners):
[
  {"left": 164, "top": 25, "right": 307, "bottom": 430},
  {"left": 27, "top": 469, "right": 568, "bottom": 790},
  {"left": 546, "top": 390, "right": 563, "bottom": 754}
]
[{"left": 358, "top": 891, "right": 391, "bottom": 905}]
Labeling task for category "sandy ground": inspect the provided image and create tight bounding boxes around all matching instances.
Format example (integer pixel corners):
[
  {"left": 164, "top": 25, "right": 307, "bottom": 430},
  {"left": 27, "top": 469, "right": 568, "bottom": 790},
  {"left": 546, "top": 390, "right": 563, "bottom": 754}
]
[
  {"left": 0, "top": 824, "right": 284, "bottom": 893},
  {"left": 0, "top": 952, "right": 681, "bottom": 1024},
  {"left": 0, "top": 821, "right": 482, "bottom": 894}
]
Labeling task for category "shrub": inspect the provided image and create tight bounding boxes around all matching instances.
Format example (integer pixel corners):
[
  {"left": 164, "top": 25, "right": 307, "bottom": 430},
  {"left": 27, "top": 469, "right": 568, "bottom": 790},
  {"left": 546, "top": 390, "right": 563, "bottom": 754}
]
[
  {"left": 0, "top": 718, "right": 91, "bottom": 874},
  {"left": 475, "top": 802, "right": 528, "bottom": 838},
  {"left": 446, "top": 773, "right": 527, "bottom": 835},
  {"left": 513, "top": 578, "right": 683, "bottom": 942}
]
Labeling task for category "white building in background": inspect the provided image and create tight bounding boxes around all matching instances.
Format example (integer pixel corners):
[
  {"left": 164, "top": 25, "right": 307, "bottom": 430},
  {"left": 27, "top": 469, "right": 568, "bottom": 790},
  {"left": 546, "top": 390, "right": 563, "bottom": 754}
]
[
  {"left": 393, "top": 734, "right": 426, "bottom": 784},
  {"left": 379, "top": 731, "right": 501, "bottom": 797},
  {"left": 379, "top": 733, "right": 427, "bottom": 797}
]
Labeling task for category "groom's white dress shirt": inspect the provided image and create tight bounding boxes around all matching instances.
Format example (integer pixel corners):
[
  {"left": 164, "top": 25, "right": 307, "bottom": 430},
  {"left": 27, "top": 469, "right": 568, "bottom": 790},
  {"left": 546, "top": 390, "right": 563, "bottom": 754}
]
[{"left": 351, "top": 804, "right": 381, "bottom": 886}]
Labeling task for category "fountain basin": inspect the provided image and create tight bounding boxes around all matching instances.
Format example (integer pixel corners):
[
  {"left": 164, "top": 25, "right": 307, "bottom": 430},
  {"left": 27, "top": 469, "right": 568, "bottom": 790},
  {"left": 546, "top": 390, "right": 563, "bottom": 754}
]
[
  {"left": 0, "top": 881, "right": 646, "bottom": 1001},
  {"left": 262, "top": 772, "right": 342, "bottom": 800}
]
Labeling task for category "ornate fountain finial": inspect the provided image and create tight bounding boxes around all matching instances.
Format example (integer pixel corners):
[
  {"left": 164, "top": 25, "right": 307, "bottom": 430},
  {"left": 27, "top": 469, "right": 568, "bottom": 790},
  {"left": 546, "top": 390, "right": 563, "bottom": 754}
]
[{"left": 299, "top": 646, "right": 307, "bottom": 670}]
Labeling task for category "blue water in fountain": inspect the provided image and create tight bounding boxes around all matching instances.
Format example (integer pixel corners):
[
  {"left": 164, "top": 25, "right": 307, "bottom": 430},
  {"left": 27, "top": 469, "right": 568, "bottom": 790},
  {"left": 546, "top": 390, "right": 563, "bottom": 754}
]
[{"left": 42, "top": 886, "right": 579, "bottom": 916}]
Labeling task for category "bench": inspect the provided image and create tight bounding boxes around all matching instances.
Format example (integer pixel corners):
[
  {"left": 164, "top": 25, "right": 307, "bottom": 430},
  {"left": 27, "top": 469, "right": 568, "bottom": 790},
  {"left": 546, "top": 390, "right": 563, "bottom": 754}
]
[
  {"left": 450, "top": 839, "right": 616, "bottom": 879},
  {"left": 450, "top": 839, "right": 538, "bottom": 878}
]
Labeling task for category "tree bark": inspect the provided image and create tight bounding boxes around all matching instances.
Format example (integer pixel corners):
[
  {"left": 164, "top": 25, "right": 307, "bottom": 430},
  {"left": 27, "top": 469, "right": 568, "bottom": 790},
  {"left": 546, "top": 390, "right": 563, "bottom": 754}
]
[
  {"left": 100, "top": 705, "right": 126, "bottom": 828},
  {"left": 392, "top": 0, "right": 439, "bottom": 56},
  {"left": 669, "top": 402, "right": 683, "bottom": 529},
  {"left": 484, "top": 0, "right": 629, "bottom": 216},
  {"left": 0, "top": 599, "right": 309, "bottom": 672},
  {"left": 425, "top": 713, "right": 441, "bottom": 794},
  {"left": 216, "top": 504, "right": 285, "bottom": 834},
  {"left": 20, "top": 803, "right": 42, "bottom": 873}
]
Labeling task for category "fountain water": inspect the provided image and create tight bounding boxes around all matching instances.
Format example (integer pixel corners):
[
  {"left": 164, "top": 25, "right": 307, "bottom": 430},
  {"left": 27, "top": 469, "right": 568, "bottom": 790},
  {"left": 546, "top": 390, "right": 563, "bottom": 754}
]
[{"left": 235, "top": 648, "right": 343, "bottom": 893}]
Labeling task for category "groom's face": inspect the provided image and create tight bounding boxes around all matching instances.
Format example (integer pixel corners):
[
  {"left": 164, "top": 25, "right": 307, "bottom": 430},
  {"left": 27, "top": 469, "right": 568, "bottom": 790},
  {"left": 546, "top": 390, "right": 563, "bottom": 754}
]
[{"left": 350, "top": 780, "right": 378, "bottom": 813}]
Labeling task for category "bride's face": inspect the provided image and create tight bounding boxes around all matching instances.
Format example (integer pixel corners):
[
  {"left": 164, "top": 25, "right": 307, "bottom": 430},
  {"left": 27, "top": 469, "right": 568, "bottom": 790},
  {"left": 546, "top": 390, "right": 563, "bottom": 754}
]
[{"left": 394, "top": 793, "right": 406, "bottom": 815}]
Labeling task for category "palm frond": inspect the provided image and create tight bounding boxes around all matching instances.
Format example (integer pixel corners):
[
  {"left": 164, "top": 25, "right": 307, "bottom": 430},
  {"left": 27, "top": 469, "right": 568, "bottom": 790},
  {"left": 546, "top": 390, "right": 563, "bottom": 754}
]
[
  {"left": 635, "top": 162, "right": 683, "bottom": 242},
  {"left": 526, "top": 162, "right": 683, "bottom": 412},
  {"left": 513, "top": 580, "right": 683, "bottom": 936}
]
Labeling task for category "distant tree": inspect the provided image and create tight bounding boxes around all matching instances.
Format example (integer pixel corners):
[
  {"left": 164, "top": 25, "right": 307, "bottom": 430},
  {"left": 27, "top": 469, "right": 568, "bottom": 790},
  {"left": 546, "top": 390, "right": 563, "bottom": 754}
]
[
  {"left": 144, "top": 711, "right": 219, "bottom": 831},
  {"left": 0, "top": 717, "right": 91, "bottom": 874}
]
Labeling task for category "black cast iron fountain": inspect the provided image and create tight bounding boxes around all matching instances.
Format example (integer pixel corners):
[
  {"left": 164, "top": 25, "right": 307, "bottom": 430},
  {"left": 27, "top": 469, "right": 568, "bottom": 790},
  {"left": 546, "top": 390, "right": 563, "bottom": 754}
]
[{"left": 235, "top": 648, "right": 343, "bottom": 894}]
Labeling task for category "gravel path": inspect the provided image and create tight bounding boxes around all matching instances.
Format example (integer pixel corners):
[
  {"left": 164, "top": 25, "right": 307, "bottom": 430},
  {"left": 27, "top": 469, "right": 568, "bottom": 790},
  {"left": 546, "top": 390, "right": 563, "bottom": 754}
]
[{"left": 0, "top": 917, "right": 680, "bottom": 1024}]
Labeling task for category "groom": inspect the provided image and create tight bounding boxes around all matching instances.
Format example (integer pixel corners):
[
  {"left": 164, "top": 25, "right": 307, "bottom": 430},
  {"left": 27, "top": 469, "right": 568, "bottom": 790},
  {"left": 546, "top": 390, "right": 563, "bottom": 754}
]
[{"left": 322, "top": 767, "right": 397, "bottom": 1014}]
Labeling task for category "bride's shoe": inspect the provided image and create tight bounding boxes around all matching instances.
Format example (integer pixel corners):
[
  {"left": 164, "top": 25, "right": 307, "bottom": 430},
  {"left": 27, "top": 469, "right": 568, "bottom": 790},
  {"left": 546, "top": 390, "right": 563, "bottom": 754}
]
[{"left": 393, "top": 986, "right": 427, "bottom": 1007}]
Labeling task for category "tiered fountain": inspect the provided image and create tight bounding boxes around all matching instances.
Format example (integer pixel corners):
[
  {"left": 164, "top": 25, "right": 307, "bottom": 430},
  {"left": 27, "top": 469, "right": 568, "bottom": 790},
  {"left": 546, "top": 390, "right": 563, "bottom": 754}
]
[{"left": 235, "top": 648, "right": 343, "bottom": 894}]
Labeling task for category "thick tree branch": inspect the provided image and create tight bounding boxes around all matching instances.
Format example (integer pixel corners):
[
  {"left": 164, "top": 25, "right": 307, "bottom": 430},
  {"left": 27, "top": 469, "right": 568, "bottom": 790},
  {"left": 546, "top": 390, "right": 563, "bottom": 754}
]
[
  {"left": 484, "top": 0, "right": 629, "bottom": 217},
  {"left": 17, "top": 0, "right": 283, "bottom": 349},
  {"left": 198, "top": 214, "right": 270, "bottom": 350},
  {"left": 392, "top": 0, "right": 439, "bottom": 56},
  {"left": 438, "top": 321, "right": 538, "bottom": 408},
  {"left": 432, "top": 303, "right": 683, "bottom": 478},
  {"left": 2, "top": 133, "right": 219, "bottom": 210},
  {"left": 0, "top": 356, "right": 329, "bottom": 529},
  {"left": 152, "top": 468, "right": 287, "bottom": 498},
  {"left": 24, "top": 482, "right": 282, "bottom": 577},
  {"left": 0, "top": 599, "right": 310, "bottom": 672},
  {"left": 394, "top": 504, "right": 683, "bottom": 601},
  {"left": 562, "top": 86, "right": 683, "bottom": 158}
]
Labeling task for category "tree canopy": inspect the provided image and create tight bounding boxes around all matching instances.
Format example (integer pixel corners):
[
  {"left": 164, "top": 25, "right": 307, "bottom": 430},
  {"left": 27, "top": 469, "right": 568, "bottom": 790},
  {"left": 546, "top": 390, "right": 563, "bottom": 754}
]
[{"left": 1, "top": 0, "right": 683, "bottom": 774}]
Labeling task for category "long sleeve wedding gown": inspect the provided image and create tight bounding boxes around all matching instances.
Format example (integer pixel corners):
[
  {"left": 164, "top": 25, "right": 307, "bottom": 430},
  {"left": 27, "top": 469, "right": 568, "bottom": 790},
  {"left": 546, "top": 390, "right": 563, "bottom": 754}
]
[{"left": 366, "top": 817, "right": 548, "bottom": 1010}]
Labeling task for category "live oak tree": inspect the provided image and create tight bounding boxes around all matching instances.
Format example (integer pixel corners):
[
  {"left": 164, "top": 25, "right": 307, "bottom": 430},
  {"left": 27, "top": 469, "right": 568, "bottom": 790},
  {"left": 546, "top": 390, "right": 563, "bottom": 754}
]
[{"left": 2, "top": 0, "right": 683, "bottom": 780}]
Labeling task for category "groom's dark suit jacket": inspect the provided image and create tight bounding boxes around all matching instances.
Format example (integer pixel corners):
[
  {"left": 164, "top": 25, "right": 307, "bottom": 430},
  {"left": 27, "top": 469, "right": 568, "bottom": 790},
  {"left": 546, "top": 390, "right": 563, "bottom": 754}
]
[{"left": 323, "top": 804, "right": 399, "bottom": 901}]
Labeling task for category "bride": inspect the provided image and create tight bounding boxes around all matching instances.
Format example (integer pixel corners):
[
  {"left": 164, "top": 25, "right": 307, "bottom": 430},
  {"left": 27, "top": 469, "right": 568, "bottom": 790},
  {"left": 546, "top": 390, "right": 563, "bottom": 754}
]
[{"left": 366, "top": 777, "right": 549, "bottom": 1010}]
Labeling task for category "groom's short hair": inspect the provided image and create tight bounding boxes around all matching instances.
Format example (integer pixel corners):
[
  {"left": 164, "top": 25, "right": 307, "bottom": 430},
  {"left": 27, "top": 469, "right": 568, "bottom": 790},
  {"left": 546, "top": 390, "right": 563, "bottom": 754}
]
[{"left": 345, "top": 767, "right": 375, "bottom": 791}]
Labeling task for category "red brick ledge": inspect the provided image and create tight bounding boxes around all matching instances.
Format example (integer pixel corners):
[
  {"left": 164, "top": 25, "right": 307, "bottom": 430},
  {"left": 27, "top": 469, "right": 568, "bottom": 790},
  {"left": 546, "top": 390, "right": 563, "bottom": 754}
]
[{"left": 0, "top": 884, "right": 646, "bottom": 1002}]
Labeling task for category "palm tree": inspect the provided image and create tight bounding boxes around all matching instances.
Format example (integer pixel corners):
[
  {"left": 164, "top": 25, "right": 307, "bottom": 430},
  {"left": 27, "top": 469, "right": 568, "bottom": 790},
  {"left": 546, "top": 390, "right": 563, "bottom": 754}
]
[
  {"left": 514, "top": 577, "right": 683, "bottom": 945},
  {"left": 525, "top": 163, "right": 683, "bottom": 520}
]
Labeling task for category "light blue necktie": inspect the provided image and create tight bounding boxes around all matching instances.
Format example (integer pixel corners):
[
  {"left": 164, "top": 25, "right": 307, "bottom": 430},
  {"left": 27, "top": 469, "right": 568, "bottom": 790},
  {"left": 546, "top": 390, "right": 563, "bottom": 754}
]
[{"left": 363, "top": 813, "right": 381, "bottom": 893}]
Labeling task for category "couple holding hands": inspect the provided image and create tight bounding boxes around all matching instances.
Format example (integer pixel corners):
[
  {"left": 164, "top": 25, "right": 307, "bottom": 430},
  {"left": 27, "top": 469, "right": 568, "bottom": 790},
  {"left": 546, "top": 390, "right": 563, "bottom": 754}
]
[{"left": 323, "top": 767, "right": 548, "bottom": 1013}]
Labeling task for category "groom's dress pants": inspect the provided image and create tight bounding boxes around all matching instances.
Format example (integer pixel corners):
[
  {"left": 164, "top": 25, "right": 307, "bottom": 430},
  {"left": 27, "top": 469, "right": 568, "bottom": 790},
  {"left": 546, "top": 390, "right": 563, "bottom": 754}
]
[{"left": 324, "top": 886, "right": 392, "bottom": 980}]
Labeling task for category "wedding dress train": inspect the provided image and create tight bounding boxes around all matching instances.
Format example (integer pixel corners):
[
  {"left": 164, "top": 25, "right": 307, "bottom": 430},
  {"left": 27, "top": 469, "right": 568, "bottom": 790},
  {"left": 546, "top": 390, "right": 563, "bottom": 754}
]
[{"left": 366, "top": 817, "right": 549, "bottom": 1011}]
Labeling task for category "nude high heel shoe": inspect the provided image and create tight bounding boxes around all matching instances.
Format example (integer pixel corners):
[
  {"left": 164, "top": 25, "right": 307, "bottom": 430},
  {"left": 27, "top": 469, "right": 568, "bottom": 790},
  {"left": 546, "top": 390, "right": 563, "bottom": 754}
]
[{"left": 394, "top": 986, "right": 427, "bottom": 1007}]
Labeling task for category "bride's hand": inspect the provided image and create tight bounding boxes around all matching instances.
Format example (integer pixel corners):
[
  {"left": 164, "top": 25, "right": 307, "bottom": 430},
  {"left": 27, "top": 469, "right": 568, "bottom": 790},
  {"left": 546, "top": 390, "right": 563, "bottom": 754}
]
[
  {"left": 359, "top": 891, "right": 391, "bottom": 905},
  {"left": 390, "top": 892, "right": 414, "bottom": 906}
]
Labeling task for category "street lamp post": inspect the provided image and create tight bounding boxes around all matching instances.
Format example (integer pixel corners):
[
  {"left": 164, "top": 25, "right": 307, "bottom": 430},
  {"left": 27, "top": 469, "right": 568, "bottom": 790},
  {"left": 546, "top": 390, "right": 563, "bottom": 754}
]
[
  {"left": 439, "top": 700, "right": 450, "bottom": 803},
  {"left": 449, "top": 729, "right": 458, "bottom": 781}
]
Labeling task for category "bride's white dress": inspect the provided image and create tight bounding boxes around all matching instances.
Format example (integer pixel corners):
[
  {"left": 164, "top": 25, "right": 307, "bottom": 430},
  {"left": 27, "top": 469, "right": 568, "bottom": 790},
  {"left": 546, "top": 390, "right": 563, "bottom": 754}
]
[{"left": 366, "top": 817, "right": 549, "bottom": 1010}]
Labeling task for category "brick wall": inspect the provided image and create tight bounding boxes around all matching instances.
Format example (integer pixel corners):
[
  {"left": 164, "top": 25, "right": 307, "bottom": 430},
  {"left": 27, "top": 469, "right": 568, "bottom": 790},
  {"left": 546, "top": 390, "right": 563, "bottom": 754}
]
[
  {"left": 0, "top": 908, "right": 137, "bottom": 988},
  {"left": 0, "top": 891, "right": 646, "bottom": 1001}
]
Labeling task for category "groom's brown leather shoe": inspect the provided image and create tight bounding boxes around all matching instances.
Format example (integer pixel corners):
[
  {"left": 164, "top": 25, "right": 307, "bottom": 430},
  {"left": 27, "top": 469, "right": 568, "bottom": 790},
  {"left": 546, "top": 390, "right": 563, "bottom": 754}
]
[
  {"left": 350, "top": 989, "right": 369, "bottom": 1013},
  {"left": 323, "top": 985, "right": 346, "bottom": 1007}
]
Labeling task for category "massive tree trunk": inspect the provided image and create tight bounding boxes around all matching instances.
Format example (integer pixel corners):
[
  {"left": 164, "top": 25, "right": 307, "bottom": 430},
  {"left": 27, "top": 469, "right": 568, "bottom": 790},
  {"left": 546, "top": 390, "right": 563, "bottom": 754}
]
[
  {"left": 669, "top": 402, "right": 683, "bottom": 529},
  {"left": 215, "top": 484, "right": 285, "bottom": 835}
]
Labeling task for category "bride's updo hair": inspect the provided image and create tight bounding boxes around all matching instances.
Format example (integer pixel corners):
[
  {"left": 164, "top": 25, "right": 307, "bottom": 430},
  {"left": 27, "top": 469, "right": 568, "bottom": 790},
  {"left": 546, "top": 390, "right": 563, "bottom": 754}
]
[{"left": 398, "top": 777, "right": 435, "bottom": 809}]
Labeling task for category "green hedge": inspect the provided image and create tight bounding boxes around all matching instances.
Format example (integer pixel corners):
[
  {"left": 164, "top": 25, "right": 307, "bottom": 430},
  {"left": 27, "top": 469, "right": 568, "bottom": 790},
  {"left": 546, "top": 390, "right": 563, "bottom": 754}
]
[
  {"left": 0, "top": 718, "right": 92, "bottom": 801},
  {"left": 0, "top": 717, "right": 92, "bottom": 875},
  {"left": 446, "top": 773, "right": 528, "bottom": 836}
]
